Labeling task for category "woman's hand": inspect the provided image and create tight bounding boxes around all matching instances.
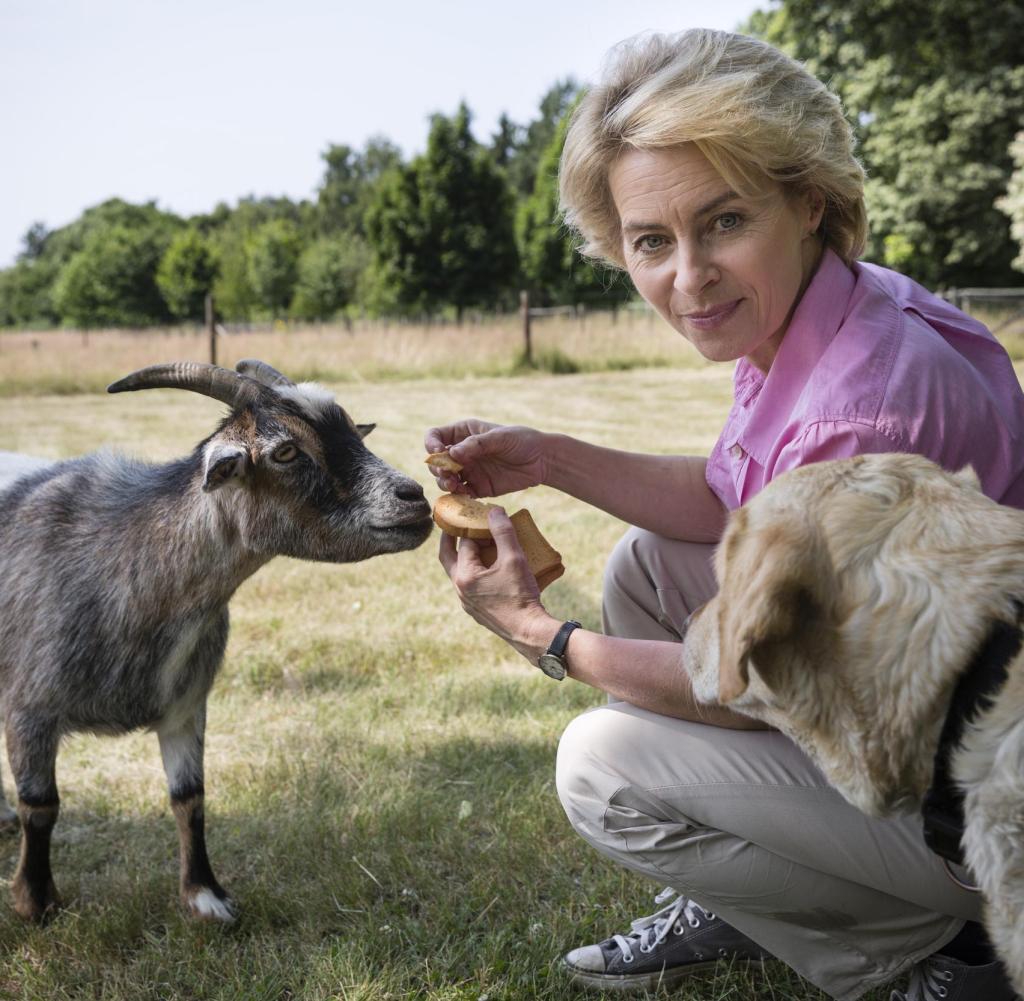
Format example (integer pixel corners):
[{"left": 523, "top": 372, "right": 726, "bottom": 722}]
[
  {"left": 424, "top": 419, "right": 548, "bottom": 497},
  {"left": 438, "top": 507, "right": 559, "bottom": 663}
]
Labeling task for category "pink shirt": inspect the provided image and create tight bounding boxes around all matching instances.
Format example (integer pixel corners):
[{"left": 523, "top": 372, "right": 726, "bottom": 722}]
[{"left": 706, "top": 249, "right": 1024, "bottom": 511}]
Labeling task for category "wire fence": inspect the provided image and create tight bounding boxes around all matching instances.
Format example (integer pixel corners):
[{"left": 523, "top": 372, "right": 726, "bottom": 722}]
[{"left": 941, "top": 288, "right": 1024, "bottom": 335}]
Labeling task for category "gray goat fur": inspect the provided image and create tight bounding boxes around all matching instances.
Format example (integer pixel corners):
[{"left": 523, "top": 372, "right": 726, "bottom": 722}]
[{"left": 0, "top": 359, "right": 432, "bottom": 923}]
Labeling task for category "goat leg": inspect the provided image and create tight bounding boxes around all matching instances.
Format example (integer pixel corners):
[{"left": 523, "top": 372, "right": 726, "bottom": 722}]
[
  {"left": 6, "top": 717, "right": 61, "bottom": 921},
  {"left": 0, "top": 723, "right": 19, "bottom": 831},
  {"left": 158, "top": 709, "right": 235, "bottom": 922}
]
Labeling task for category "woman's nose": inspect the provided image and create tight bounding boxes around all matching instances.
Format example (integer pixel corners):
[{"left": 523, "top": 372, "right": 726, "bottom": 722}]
[{"left": 672, "top": 242, "right": 718, "bottom": 296}]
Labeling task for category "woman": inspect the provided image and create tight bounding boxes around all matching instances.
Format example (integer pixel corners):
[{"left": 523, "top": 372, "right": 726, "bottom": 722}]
[{"left": 426, "top": 29, "right": 1024, "bottom": 1001}]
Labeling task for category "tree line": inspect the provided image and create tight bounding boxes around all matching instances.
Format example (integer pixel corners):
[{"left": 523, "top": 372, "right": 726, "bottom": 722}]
[
  {"left": 0, "top": 81, "right": 632, "bottom": 330},
  {"left": 2, "top": 0, "right": 1022, "bottom": 330}
]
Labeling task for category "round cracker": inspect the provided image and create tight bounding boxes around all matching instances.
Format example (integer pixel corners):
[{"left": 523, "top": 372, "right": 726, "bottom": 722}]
[{"left": 433, "top": 493, "right": 500, "bottom": 539}]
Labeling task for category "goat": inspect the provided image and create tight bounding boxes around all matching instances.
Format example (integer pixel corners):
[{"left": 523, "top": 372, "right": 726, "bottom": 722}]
[{"left": 0, "top": 359, "right": 433, "bottom": 923}]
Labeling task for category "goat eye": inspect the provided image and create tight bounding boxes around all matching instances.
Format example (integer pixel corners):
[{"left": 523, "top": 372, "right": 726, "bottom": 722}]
[{"left": 272, "top": 443, "right": 299, "bottom": 463}]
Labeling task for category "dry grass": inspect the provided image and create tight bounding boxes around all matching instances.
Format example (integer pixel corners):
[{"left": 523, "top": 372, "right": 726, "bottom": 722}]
[{"left": 0, "top": 309, "right": 711, "bottom": 397}]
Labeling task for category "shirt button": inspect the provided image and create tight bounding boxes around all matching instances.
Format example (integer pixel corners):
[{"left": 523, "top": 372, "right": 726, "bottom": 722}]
[{"left": 729, "top": 444, "right": 744, "bottom": 460}]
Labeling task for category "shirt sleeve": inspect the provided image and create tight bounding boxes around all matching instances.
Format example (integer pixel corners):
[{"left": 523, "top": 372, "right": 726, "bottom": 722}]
[{"left": 770, "top": 420, "right": 906, "bottom": 480}]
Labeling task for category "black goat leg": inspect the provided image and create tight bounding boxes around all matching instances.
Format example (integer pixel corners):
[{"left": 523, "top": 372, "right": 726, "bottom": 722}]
[
  {"left": 7, "top": 715, "right": 61, "bottom": 922},
  {"left": 158, "top": 705, "right": 235, "bottom": 922}
]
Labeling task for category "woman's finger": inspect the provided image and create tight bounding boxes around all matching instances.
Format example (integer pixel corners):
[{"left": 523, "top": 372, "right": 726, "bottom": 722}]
[
  {"left": 438, "top": 530, "right": 458, "bottom": 578},
  {"left": 424, "top": 427, "right": 447, "bottom": 453},
  {"left": 449, "top": 430, "right": 496, "bottom": 466},
  {"left": 486, "top": 507, "right": 522, "bottom": 557},
  {"left": 455, "top": 535, "right": 486, "bottom": 573}
]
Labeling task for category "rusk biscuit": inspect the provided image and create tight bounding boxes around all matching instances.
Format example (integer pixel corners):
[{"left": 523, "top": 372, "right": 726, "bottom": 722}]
[
  {"left": 432, "top": 492, "right": 499, "bottom": 540},
  {"left": 424, "top": 451, "right": 463, "bottom": 473},
  {"left": 432, "top": 493, "right": 564, "bottom": 592}
]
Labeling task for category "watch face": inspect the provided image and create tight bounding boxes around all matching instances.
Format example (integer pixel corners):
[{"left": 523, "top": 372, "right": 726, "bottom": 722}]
[{"left": 537, "top": 653, "right": 567, "bottom": 680}]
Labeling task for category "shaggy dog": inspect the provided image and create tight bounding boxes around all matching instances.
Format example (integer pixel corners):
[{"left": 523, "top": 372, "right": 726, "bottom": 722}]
[{"left": 682, "top": 452, "right": 1024, "bottom": 994}]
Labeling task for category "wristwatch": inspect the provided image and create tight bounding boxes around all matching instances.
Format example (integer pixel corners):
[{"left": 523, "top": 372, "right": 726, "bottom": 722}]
[{"left": 537, "top": 620, "right": 582, "bottom": 680}]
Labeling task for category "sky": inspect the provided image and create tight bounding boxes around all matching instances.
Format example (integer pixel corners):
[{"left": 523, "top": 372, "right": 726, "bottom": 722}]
[{"left": 0, "top": 0, "right": 762, "bottom": 268}]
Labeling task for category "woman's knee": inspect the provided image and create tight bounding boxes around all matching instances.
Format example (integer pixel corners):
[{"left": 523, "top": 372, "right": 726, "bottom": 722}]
[
  {"left": 556, "top": 705, "right": 690, "bottom": 836},
  {"left": 555, "top": 707, "right": 626, "bottom": 835},
  {"left": 602, "top": 527, "right": 660, "bottom": 602},
  {"left": 602, "top": 528, "right": 716, "bottom": 640},
  {"left": 602, "top": 528, "right": 669, "bottom": 637}
]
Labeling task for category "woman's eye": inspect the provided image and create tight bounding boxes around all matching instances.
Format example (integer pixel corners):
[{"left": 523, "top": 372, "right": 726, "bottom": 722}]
[
  {"left": 635, "top": 234, "right": 667, "bottom": 255},
  {"left": 716, "top": 213, "right": 742, "bottom": 232},
  {"left": 272, "top": 443, "right": 299, "bottom": 463}
]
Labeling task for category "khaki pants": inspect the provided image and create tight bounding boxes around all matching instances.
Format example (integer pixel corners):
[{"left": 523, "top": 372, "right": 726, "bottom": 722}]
[{"left": 555, "top": 527, "right": 981, "bottom": 1001}]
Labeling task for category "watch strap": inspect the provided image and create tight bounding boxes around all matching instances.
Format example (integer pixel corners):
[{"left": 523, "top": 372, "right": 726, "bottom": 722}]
[{"left": 546, "top": 619, "right": 582, "bottom": 659}]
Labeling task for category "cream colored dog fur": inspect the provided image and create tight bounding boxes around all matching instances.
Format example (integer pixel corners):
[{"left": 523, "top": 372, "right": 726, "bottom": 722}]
[{"left": 682, "top": 452, "right": 1024, "bottom": 993}]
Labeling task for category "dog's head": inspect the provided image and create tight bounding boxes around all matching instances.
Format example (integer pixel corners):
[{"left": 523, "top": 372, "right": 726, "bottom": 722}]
[{"left": 683, "top": 453, "right": 1023, "bottom": 816}]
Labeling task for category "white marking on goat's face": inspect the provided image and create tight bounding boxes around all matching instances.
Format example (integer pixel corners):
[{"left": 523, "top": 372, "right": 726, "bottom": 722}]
[
  {"left": 187, "top": 887, "right": 237, "bottom": 923},
  {"left": 203, "top": 391, "right": 431, "bottom": 563},
  {"left": 273, "top": 382, "right": 337, "bottom": 422}
]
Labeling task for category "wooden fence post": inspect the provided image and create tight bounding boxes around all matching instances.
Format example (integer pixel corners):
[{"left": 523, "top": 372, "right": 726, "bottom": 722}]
[
  {"left": 205, "top": 294, "right": 217, "bottom": 366},
  {"left": 520, "top": 290, "right": 532, "bottom": 365}
]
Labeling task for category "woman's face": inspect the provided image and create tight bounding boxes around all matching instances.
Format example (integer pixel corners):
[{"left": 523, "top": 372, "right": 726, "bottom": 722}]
[{"left": 609, "top": 144, "right": 825, "bottom": 372}]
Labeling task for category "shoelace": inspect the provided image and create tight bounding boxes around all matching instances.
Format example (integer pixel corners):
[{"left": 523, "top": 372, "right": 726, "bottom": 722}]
[
  {"left": 612, "top": 888, "right": 715, "bottom": 964},
  {"left": 890, "top": 956, "right": 956, "bottom": 1001}
]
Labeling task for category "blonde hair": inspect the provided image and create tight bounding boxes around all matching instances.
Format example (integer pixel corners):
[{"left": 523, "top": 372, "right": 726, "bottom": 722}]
[{"left": 560, "top": 29, "right": 867, "bottom": 268}]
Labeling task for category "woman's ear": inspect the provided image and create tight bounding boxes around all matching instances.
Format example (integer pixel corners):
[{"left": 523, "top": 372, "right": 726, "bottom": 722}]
[{"left": 805, "top": 190, "right": 826, "bottom": 236}]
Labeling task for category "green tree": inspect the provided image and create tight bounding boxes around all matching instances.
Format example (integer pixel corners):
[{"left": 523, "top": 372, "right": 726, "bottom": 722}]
[
  {"left": 156, "top": 228, "right": 218, "bottom": 321},
  {"left": 998, "top": 131, "right": 1024, "bottom": 274},
  {"left": 505, "top": 79, "right": 580, "bottom": 197},
  {"left": 316, "top": 137, "right": 403, "bottom": 236},
  {"left": 43, "top": 199, "right": 181, "bottom": 270},
  {"left": 517, "top": 113, "right": 633, "bottom": 307},
  {"left": 0, "top": 200, "right": 185, "bottom": 327},
  {"left": 246, "top": 219, "right": 304, "bottom": 318},
  {"left": 207, "top": 195, "right": 313, "bottom": 321},
  {"left": 0, "top": 257, "right": 59, "bottom": 327},
  {"left": 290, "top": 235, "right": 368, "bottom": 320},
  {"left": 490, "top": 113, "right": 522, "bottom": 169},
  {"left": 53, "top": 224, "right": 175, "bottom": 327},
  {"left": 18, "top": 222, "right": 50, "bottom": 262},
  {"left": 747, "top": 0, "right": 1024, "bottom": 287},
  {"left": 365, "top": 103, "right": 518, "bottom": 319},
  {"left": 861, "top": 69, "right": 1024, "bottom": 287}
]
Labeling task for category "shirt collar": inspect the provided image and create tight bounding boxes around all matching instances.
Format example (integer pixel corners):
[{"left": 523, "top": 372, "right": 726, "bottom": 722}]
[{"left": 735, "top": 248, "right": 857, "bottom": 462}]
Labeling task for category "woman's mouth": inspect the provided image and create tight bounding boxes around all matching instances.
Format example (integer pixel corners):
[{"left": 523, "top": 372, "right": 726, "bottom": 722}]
[{"left": 682, "top": 299, "right": 742, "bottom": 330}]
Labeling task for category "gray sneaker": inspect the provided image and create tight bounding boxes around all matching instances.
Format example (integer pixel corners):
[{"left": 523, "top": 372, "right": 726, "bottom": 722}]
[
  {"left": 561, "top": 888, "right": 769, "bottom": 992},
  {"left": 890, "top": 952, "right": 1020, "bottom": 1000}
]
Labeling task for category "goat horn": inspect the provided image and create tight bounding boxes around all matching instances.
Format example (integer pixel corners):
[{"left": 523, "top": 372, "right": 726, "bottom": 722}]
[
  {"left": 235, "top": 358, "right": 296, "bottom": 388},
  {"left": 107, "top": 362, "right": 263, "bottom": 407}
]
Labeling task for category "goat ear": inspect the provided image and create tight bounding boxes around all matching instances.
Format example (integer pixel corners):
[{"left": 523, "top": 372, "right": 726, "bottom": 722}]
[
  {"left": 356, "top": 423, "right": 376, "bottom": 439},
  {"left": 716, "top": 518, "right": 834, "bottom": 703},
  {"left": 203, "top": 445, "right": 249, "bottom": 492}
]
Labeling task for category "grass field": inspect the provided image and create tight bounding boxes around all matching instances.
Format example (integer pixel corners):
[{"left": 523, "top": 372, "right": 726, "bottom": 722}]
[
  {"left": 0, "top": 310, "right": 710, "bottom": 397},
  {"left": 0, "top": 351, "right": 975, "bottom": 1000}
]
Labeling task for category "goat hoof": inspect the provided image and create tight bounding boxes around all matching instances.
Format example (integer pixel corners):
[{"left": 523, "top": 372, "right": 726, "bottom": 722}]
[
  {"left": 184, "top": 886, "right": 237, "bottom": 923},
  {"left": 12, "top": 878, "right": 61, "bottom": 923}
]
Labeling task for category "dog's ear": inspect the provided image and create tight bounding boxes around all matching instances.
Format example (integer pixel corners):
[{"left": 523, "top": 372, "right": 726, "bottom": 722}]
[
  {"left": 716, "top": 516, "right": 835, "bottom": 703},
  {"left": 953, "top": 464, "right": 981, "bottom": 492}
]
